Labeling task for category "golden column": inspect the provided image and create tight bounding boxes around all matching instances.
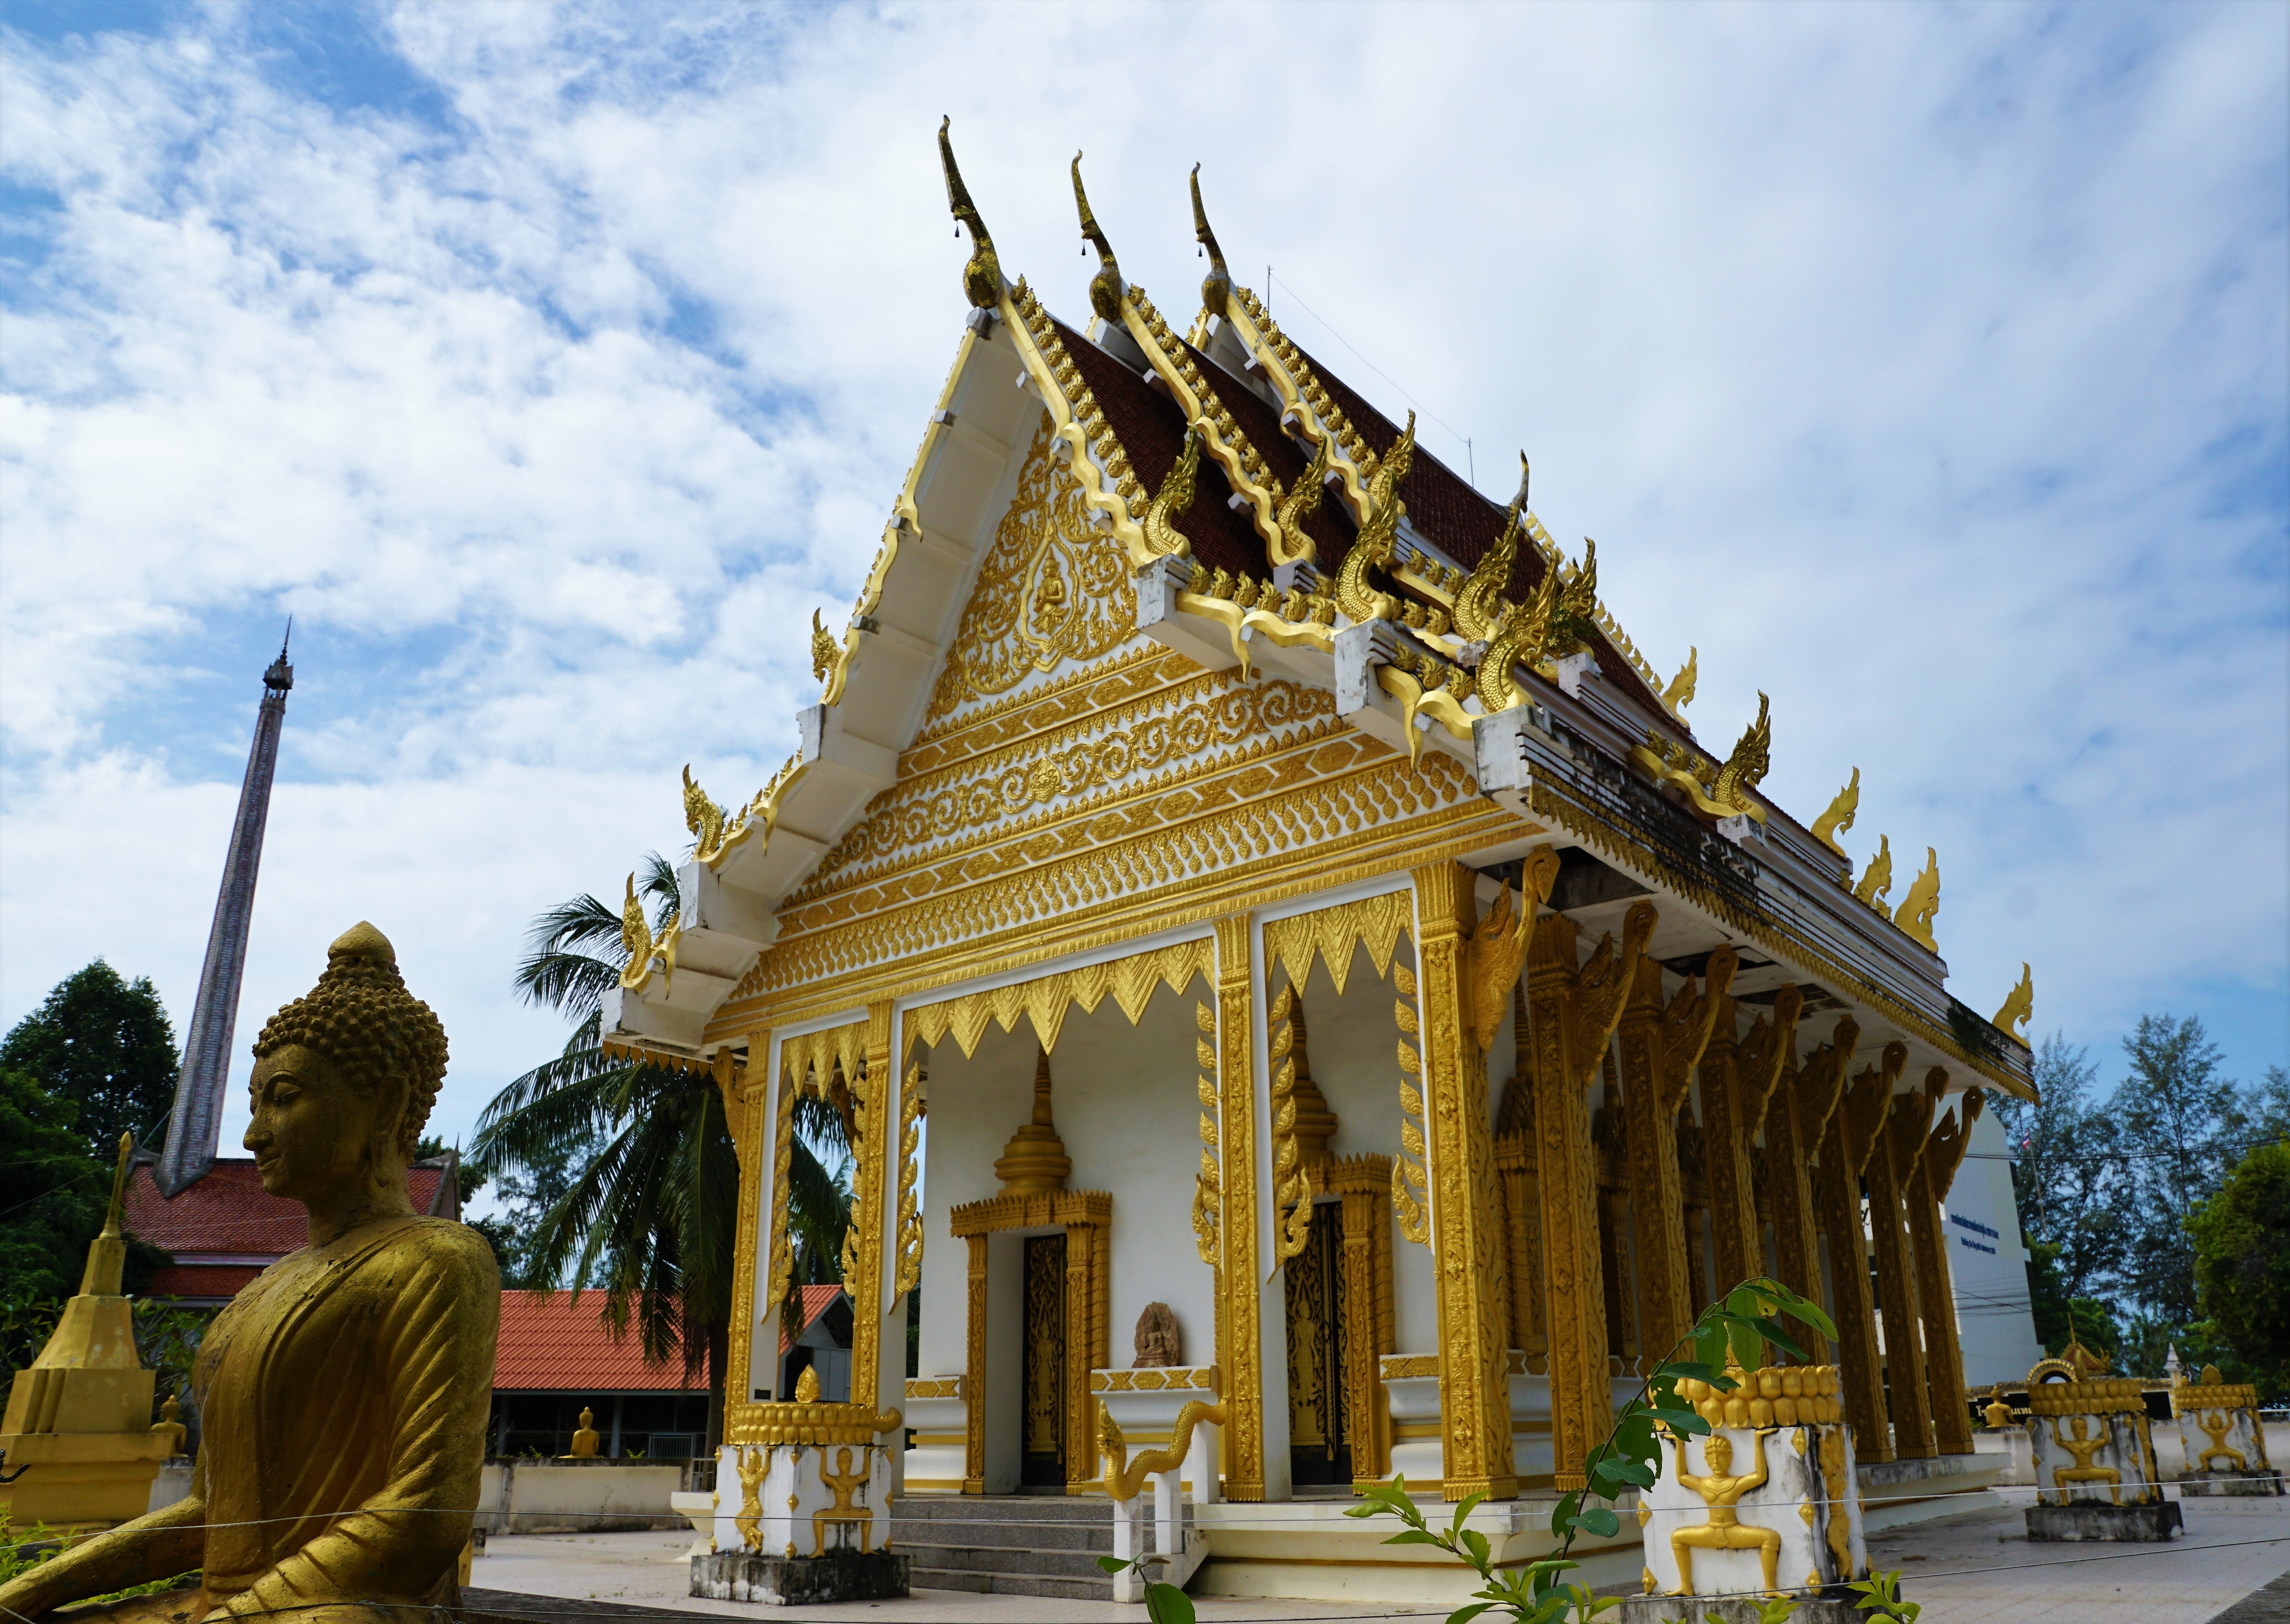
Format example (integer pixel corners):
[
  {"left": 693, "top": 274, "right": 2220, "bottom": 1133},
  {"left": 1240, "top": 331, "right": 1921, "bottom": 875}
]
[
  {"left": 1869, "top": 1070, "right": 1946, "bottom": 1460},
  {"left": 719, "top": 1032, "right": 769, "bottom": 1408},
  {"left": 1913, "top": 1086, "right": 1984, "bottom": 1455},
  {"left": 1702, "top": 990, "right": 1801, "bottom": 1292},
  {"left": 1213, "top": 913, "right": 1266, "bottom": 1502},
  {"left": 1615, "top": 916, "right": 1732, "bottom": 1365},
  {"left": 1762, "top": 1018, "right": 1856, "bottom": 1363},
  {"left": 1412, "top": 861, "right": 1517, "bottom": 1501},
  {"left": 848, "top": 1000, "right": 898, "bottom": 1412},
  {"left": 1816, "top": 1049, "right": 1901, "bottom": 1462},
  {"left": 1523, "top": 902, "right": 1645, "bottom": 1489},
  {"left": 963, "top": 1232, "right": 989, "bottom": 1493}
]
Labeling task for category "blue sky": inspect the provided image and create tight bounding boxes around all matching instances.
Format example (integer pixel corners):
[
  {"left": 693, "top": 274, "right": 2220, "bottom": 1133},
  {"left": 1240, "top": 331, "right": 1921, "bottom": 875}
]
[{"left": 1, "top": 1, "right": 2283, "bottom": 1163}]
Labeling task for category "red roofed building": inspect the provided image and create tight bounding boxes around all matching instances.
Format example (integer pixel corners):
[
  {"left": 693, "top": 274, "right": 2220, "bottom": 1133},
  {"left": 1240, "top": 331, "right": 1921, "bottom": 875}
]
[{"left": 123, "top": 1155, "right": 459, "bottom": 1306}]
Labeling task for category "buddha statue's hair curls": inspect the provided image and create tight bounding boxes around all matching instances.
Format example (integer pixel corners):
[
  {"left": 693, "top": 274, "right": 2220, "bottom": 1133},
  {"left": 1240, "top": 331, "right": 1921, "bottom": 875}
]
[{"left": 253, "top": 921, "right": 448, "bottom": 1158}]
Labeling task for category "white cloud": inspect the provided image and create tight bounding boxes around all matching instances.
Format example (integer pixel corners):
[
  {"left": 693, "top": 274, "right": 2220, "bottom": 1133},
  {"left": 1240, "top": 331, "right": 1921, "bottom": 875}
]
[{"left": 1, "top": 0, "right": 2282, "bottom": 1152}]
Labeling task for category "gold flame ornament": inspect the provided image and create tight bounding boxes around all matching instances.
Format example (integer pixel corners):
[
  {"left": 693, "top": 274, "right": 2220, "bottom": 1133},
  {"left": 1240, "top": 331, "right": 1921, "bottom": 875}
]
[
  {"left": 1893, "top": 847, "right": 1941, "bottom": 951},
  {"left": 1810, "top": 766, "right": 1859, "bottom": 859},
  {"left": 1994, "top": 962, "right": 2034, "bottom": 1039}
]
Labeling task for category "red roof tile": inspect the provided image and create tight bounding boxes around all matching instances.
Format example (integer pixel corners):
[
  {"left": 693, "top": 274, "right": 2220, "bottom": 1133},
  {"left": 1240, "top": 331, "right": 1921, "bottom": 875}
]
[
  {"left": 779, "top": 1284, "right": 844, "bottom": 1356},
  {"left": 495, "top": 1290, "right": 708, "bottom": 1394},
  {"left": 122, "top": 1159, "right": 451, "bottom": 1260},
  {"left": 145, "top": 1263, "right": 263, "bottom": 1300}
]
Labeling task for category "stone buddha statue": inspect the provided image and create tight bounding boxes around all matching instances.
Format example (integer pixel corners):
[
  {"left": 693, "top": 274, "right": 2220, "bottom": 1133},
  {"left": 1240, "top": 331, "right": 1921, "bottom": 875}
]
[{"left": 0, "top": 922, "right": 500, "bottom": 1624}]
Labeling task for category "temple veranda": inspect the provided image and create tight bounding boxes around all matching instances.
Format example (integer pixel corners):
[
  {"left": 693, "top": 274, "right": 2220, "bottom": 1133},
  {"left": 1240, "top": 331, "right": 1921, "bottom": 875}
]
[{"left": 599, "top": 137, "right": 2040, "bottom": 1603}]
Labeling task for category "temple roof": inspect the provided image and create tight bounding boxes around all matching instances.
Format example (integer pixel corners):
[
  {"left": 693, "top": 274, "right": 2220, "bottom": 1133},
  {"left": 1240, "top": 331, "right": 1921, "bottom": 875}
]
[{"left": 600, "top": 133, "right": 2033, "bottom": 1103}]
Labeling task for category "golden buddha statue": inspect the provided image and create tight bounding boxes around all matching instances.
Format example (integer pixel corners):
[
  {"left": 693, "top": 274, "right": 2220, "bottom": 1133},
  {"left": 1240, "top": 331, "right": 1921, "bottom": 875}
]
[
  {"left": 567, "top": 1406, "right": 602, "bottom": 1458},
  {"left": 1669, "top": 1430, "right": 1783, "bottom": 1598},
  {"left": 0, "top": 922, "right": 499, "bottom": 1624}
]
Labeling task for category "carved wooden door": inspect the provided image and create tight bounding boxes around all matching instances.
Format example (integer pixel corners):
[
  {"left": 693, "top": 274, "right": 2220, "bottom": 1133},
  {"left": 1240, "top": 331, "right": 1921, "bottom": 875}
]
[
  {"left": 1285, "top": 1201, "right": 1350, "bottom": 1486},
  {"left": 1021, "top": 1232, "right": 1067, "bottom": 1488}
]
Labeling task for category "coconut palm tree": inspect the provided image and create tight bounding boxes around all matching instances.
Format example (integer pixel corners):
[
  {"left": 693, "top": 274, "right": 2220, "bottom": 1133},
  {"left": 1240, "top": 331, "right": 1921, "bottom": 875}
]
[{"left": 471, "top": 852, "right": 852, "bottom": 1451}]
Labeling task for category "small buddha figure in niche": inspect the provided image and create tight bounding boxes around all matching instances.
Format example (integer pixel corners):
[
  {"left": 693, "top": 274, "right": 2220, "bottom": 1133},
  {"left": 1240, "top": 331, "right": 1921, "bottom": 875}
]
[
  {"left": 1133, "top": 1302, "right": 1180, "bottom": 1369},
  {"left": 0, "top": 922, "right": 499, "bottom": 1624},
  {"left": 149, "top": 1393, "right": 188, "bottom": 1459},
  {"left": 568, "top": 1406, "right": 603, "bottom": 1458}
]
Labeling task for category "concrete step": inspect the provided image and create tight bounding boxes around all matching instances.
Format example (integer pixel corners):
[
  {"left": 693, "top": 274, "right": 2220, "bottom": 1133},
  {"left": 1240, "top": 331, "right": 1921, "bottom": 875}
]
[
  {"left": 892, "top": 1516, "right": 1113, "bottom": 1553},
  {"left": 896, "top": 1542, "right": 1111, "bottom": 1581},
  {"left": 907, "top": 1566, "right": 1113, "bottom": 1602}
]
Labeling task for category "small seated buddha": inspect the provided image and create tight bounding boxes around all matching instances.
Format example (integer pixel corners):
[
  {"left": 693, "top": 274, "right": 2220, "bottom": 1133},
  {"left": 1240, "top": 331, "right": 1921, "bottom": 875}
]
[
  {"left": 567, "top": 1406, "right": 603, "bottom": 1459},
  {"left": 0, "top": 922, "right": 499, "bottom": 1624}
]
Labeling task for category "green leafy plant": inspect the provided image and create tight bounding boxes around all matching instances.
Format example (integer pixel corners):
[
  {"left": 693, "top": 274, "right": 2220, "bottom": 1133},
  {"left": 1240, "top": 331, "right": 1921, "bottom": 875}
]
[
  {"left": 1351, "top": 1278, "right": 1836, "bottom": 1622},
  {"left": 1845, "top": 1570, "right": 1918, "bottom": 1621},
  {"left": 1095, "top": 1554, "right": 1195, "bottom": 1624}
]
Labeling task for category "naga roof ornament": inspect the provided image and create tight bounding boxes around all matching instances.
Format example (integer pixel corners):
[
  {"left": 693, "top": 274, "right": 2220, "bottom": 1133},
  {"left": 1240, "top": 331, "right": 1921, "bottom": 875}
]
[
  {"left": 1141, "top": 426, "right": 1201, "bottom": 559},
  {"left": 1662, "top": 646, "right": 1698, "bottom": 718},
  {"left": 1334, "top": 411, "right": 1417, "bottom": 623},
  {"left": 1811, "top": 766, "right": 1860, "bottom": 859},
  {"left": 1190, "top": 164, "right": 1231, "bottom": 322},
  {"left": 1451, "top": 453, "right": 1529, "bottom": 644},
  {"left": 1070, "top": 153, "right": 1125, "bottom": 324},
  {"left": 938, "top": 117, "right": 1002, "bottom": 311},
  {"left": 1894, "top": 847, "right": 1942, "bottom": 951}
]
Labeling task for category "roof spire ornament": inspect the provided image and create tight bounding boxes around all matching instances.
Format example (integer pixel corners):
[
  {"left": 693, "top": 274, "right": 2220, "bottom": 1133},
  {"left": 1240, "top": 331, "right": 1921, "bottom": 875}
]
[
  {"left": 1811, "top": 766, "right": 1860, "bottom": 859},
  {"left": 1993, "top": 962, "right": 2034, "bottom": 1039},
  {"left": 1190, "top": 164, "right": 1230, "bottom": 320},
  {"left": 1070, "top": 152, "right": 1124, "bottom": 322},
  {"left": 937, "top": 117, "right": 1002, "bottom": 311},
  {"left": 1662, "top": 645, "right": 1698, "bottom": 718}
]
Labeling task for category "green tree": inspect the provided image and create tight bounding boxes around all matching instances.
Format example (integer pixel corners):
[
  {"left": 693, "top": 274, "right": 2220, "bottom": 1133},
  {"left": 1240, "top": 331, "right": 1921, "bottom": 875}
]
[
  {"left": 2116, "top": 1014, "right": 2250, "bottom": 1328},
  {"left": 470, "top": 854, "right": 853, "bottom": 1451},
  {"left": 0, "top": 960, "right": 181, "bottom": 1162},
  {"left": 1994, "top": 1032, "right": 2127, "bottom": 1302},
  {"left": 0, "top": 1070, "right": 168, "bottom": 1330},
  {"left": 2187, "top": 1137, "right": 2290, "bottom": 1399}
]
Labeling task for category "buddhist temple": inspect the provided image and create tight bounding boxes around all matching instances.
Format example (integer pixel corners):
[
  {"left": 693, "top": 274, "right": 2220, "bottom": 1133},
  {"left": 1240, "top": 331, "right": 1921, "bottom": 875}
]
[{"left": 600, "top": 129, "right": 2041, "bottom": 1601}]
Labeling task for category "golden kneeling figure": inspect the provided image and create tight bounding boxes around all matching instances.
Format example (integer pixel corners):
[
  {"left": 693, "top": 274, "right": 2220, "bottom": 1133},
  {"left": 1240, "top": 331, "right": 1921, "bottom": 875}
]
[
  {"left": 1670, "top": 1430, "right": 1783, "bottom": 1598},
  {"left": 0, "top": 923, "right": 500, "bottom": 1624}
]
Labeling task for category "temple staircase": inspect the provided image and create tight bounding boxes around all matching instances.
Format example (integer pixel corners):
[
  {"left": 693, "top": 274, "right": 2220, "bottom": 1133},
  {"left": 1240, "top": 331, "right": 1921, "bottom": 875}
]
[{"left": 890, "top": 1496, "right": 1119, "bottom": 1600}]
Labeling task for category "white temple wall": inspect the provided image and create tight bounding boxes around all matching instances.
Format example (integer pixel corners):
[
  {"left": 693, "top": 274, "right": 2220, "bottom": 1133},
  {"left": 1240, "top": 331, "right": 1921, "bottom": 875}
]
[
  {"left": 913, "top": 1023, "right": 1038, "bottom": 1381},
  {"left": 1056, "top": 992, "right": 1218, "bottom": 1367},
  {"left": 1284, "top": 942, "right": 1438, "bottom": 1356},
  {"left": 1943, "top": 1105, "right": 2043, "bottom": 1384}
]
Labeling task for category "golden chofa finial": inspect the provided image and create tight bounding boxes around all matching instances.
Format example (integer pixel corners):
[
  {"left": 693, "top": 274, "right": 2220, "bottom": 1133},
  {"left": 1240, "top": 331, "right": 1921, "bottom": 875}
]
[
  {"left": 1811, "top": 766, "right": 1859, "bottom": 858},
  {"left": 1190, "top": 163, "right": 1230, "bottom": 320},
  {"left": 938, "top": 116, "right": 1002, "bottom": 311},
  {"left": 1994, "top": 962, "right": 2034, "bottom": 1039},
  {"left": 1662, "top": 645, "right": 1697, "bottom": 718},
  {"left": 1071, "top": 153, "right": 1124, "bottom": 322}
]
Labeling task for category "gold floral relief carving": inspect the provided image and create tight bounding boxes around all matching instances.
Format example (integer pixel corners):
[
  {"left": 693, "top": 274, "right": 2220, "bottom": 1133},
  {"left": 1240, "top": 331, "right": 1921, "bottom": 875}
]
[
  {"left": 805, "top": 675, "right": 1338, "bottom": 897},
  {"left": 1260, "top": 891, "right": 1415, "bottom": 997},
  {"left": 901, "top": 937, "right": 1214, "bottom": 1059},
  {"left": 1391, "top": 961, "right": 1431, "bottom": 1246},
  {"left": 1266, "top": 984, "right": 1315, "bottom": 1272},
  {"left": 740, "top": 749, "right": 1480, "bottom": 1000},
  {"left": 903, "top": 647, "right": 1181, "bottom": 768},
  {"left": 924, "top": 412, "right": 1136, "bottom": 728},
  {"left": 1193, "top": 1000, "right": 1221, "bottom": 1268}
]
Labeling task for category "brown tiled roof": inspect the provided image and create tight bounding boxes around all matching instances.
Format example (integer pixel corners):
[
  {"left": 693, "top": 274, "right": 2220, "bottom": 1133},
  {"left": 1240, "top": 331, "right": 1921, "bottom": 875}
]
[
  {"left": 1286, "top": 341, "right": 1677, "bottom": 726},
  {"left": 122, "top": 1159, "right": 450, "bottom": 1260},
  {"left": 1050, "top": 317, "right": 1265, "bottom": 582},
  {"left": 1181, "top": 340, "right": 1357, "bottom": 564},
  {"left": 145, "top": 1263, "right": 262, "bottom": 1300},
  {"left": 494, "top": 1289, "right": 709, "bottom": 1394}
]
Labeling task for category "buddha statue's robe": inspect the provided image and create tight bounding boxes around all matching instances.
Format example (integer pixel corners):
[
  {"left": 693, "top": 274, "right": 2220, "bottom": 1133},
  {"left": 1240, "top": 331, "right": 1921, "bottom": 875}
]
[{"left": 46, "top": 1216, "right": 498, "bottom": 1624}]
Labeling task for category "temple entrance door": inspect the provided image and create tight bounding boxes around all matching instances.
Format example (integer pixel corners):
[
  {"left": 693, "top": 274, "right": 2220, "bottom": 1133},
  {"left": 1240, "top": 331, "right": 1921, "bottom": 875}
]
[
  {"left": 1020, "top": 1232, "right": 1067, "bottom": 1489},
  {"left": 1285, "top": 1200, "right": 1351, "bottom": 1487}
]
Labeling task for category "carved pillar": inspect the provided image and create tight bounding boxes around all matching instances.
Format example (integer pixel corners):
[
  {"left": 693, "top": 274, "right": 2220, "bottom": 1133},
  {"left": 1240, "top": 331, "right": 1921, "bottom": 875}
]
[
  {"left": 1704, "top": 990, "right": 1801, "bottom": 1295},
  {"left": 1915, "top": 1086, "right": 1984, "bottom": 1456},
  {"left": 1615, "top": 921, "right": 1733, "bottom": 1365},
  {"left": 1524, "top": 901, "right": 1646, "bottom": 1489},
  {"left": 1063, "top": 1206, "right": 1110, "bottom": 1490},
  {"left": 1411, "top": 861, "right": 1516, "bottom": 1501},
  {"left": 1329, "top": 1153, "right": 1394, "bottom": 1484},
  {"left": 1765, "top": 1019, "right": 1855, "bottom": 1363},
  {"left": 848, "top": 1001, "right": 898, "bottom": 1414},
  {"left": 1818, "top": 1049, "right": 1901, "bottom": 1463},
  {"left": 1496, "top": 988, "right": 1545, "bottom": 1356},
  {"left": 1871, "top": 1071, "right": 1944, "bottom": 1460},
  {"left": 1590, "top": 1064, "right": 1636, "bottom": 1362},
  {"left": 963, "top": 1232, "right": 989, "bottom": 1493},
  {"left": 1212, "top": 914, "right": 1265, "bottom": 1501},
  {"left": 719, "top": 1033, "right": 769, "bottom": 1409}
]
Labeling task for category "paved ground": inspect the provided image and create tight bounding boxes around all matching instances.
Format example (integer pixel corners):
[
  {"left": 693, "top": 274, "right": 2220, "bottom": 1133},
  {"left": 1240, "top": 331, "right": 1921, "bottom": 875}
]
[{"left": 469, "top": 1488, "right": 2290, "bottom": 1624}]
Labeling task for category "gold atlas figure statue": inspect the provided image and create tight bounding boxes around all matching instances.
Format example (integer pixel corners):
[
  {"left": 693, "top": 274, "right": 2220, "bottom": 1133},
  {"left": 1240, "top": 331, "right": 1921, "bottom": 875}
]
[
  {"left": 0, "top": 922, "right": 500, "bottom": 1624},
  {"left": 1668, "top": 1430, "right": 1784, "bottom": 1598}
]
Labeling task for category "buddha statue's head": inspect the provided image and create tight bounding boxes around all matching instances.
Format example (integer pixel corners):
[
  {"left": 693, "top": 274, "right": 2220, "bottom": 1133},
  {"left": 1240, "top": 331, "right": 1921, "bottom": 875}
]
[{"left": 245, "top": 921, "right": 448, "bottom": 1211}]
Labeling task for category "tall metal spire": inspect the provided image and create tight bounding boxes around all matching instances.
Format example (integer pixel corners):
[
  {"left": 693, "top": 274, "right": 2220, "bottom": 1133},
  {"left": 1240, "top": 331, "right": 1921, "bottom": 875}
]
[{"left": 155, "top": 627, "right": 293, "bottom": 1197}]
